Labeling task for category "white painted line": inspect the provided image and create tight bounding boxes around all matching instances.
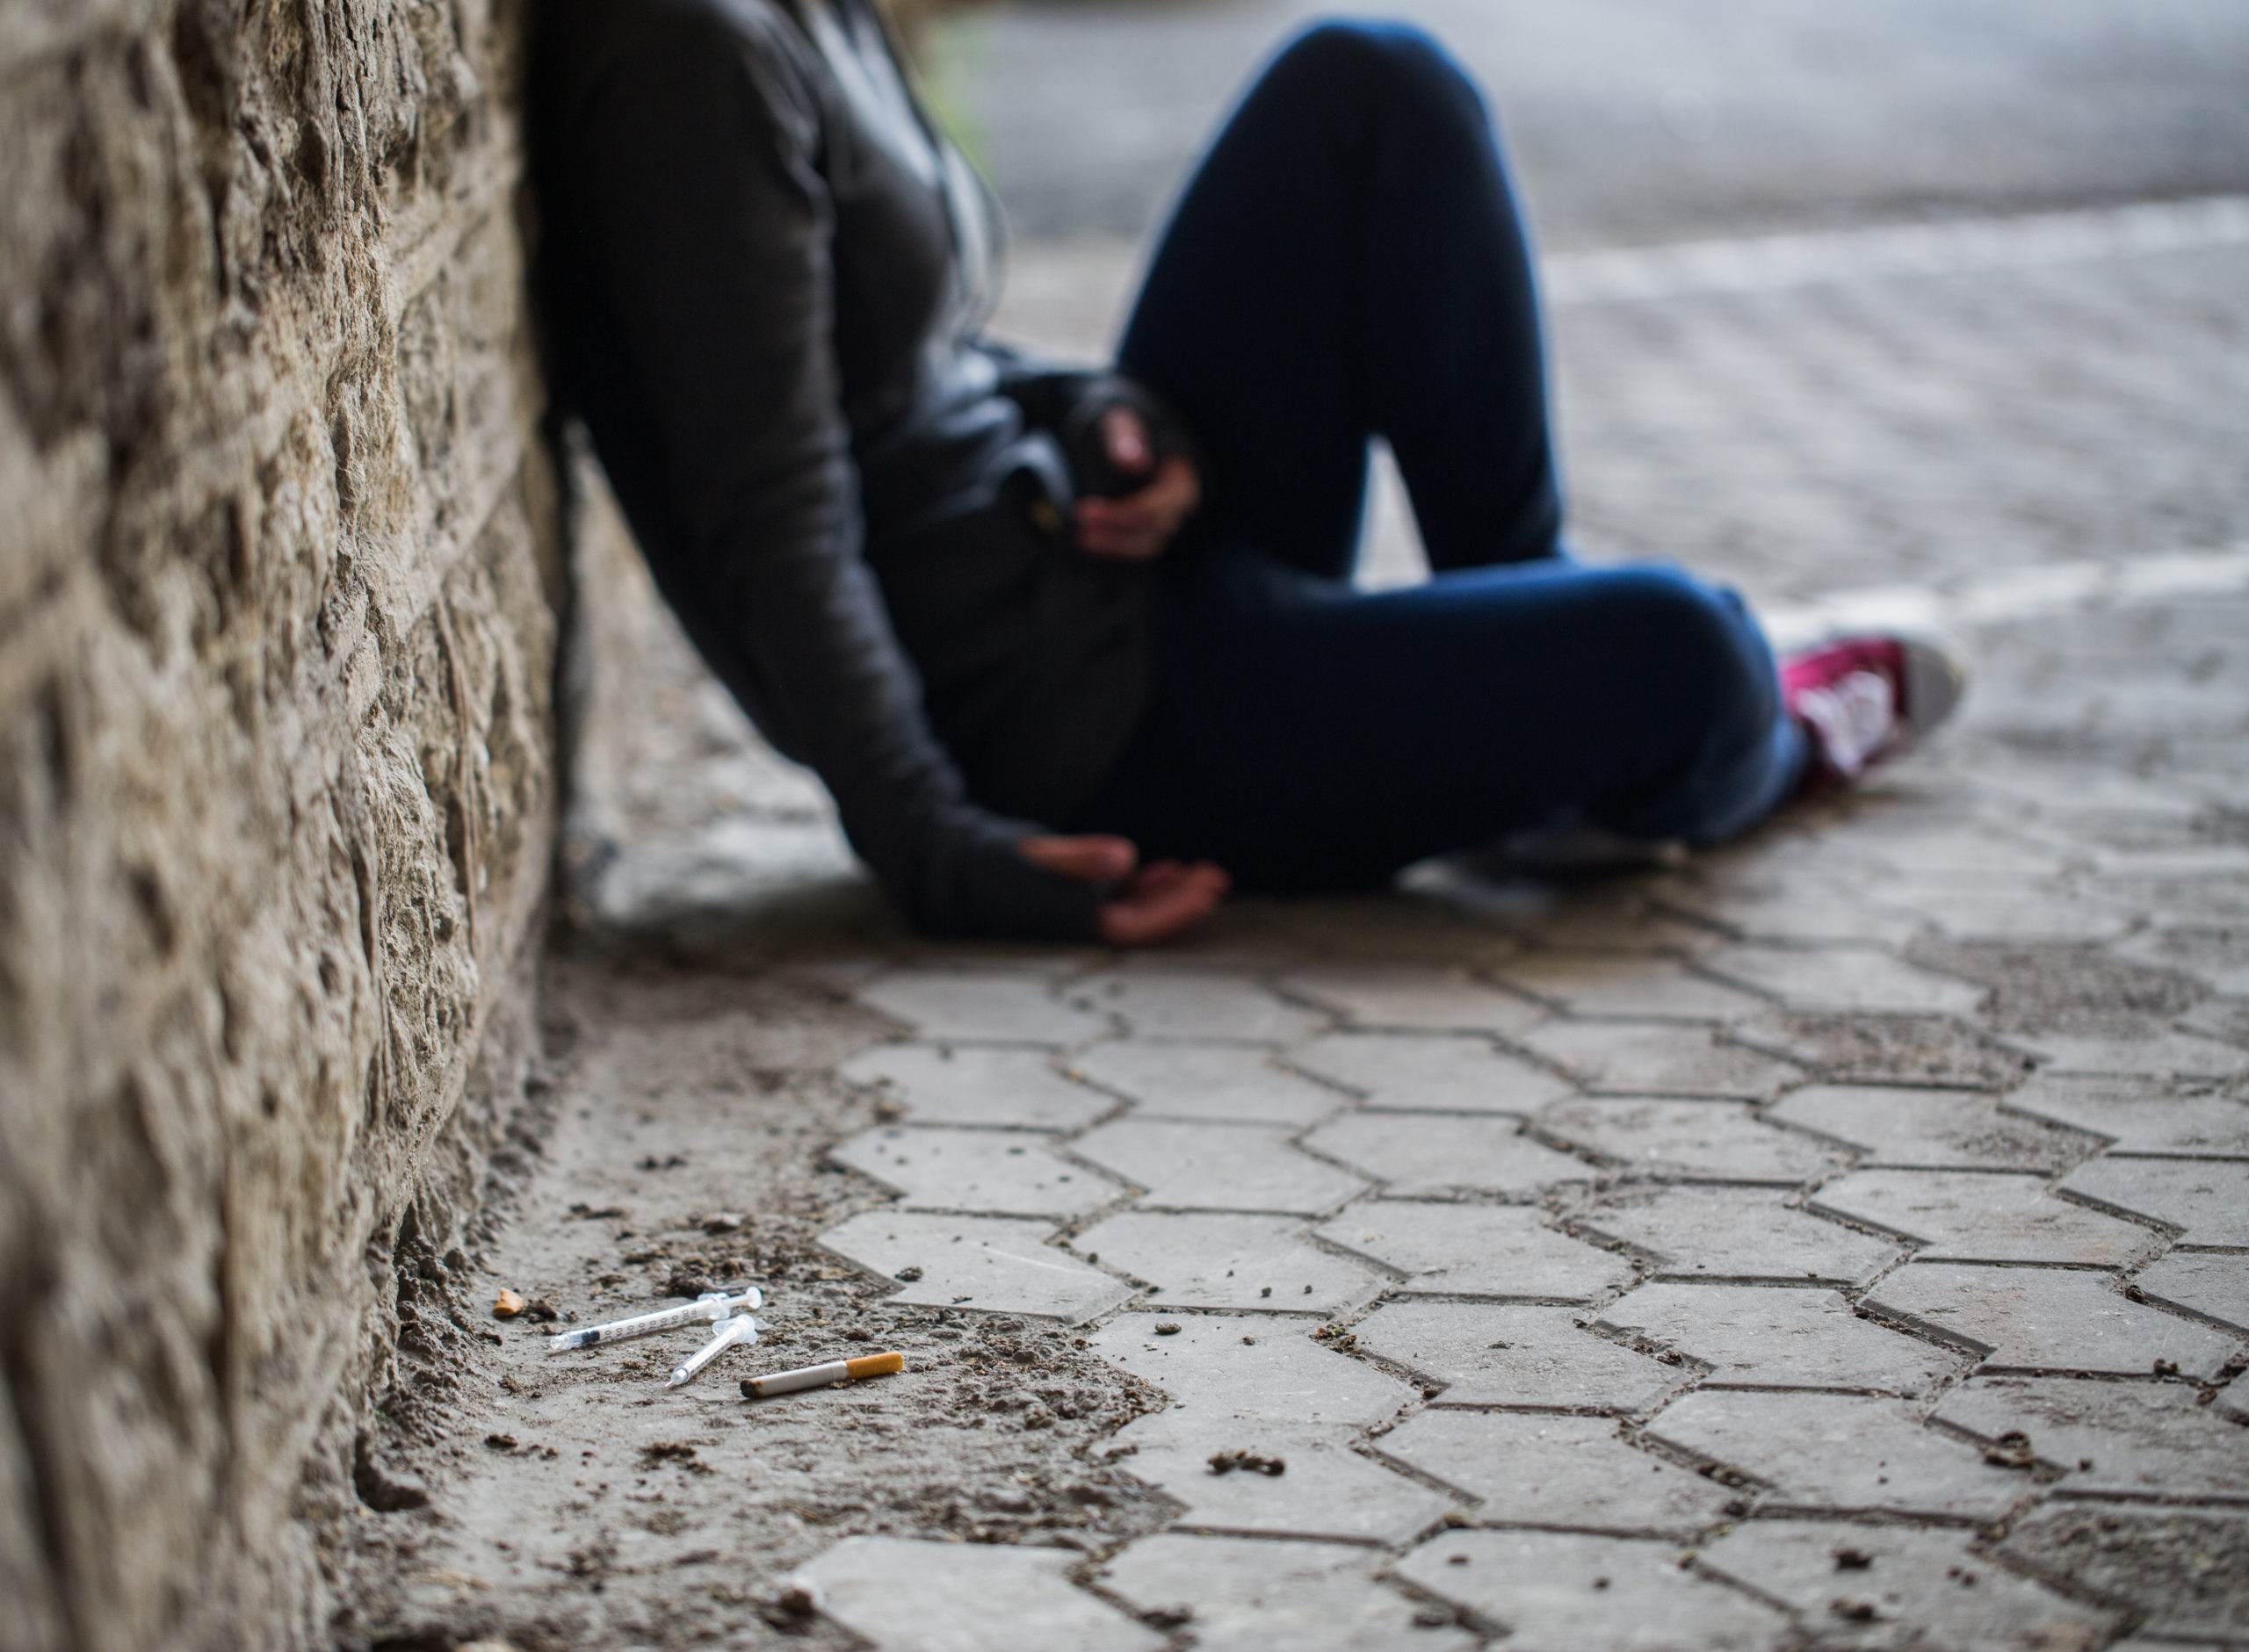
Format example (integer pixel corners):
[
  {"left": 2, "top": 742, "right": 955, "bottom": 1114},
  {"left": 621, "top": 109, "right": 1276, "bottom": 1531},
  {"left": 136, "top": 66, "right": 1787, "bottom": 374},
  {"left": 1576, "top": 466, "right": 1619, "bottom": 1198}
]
[{"left": 1545, "top": 194, "right": 2249, "bottom": 306}]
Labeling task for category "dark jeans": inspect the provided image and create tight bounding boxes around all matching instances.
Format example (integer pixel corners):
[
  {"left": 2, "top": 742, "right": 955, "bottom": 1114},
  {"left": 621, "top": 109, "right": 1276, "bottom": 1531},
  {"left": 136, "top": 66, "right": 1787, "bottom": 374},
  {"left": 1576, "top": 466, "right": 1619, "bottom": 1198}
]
[{"left": 1068, "top": 20, "right": 1805, "bottom": 888}]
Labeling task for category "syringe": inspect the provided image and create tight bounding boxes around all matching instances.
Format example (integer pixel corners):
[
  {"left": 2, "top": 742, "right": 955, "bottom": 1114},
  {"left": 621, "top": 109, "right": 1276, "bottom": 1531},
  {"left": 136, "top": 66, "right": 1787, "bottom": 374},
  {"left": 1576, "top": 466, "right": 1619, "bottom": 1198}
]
[
  {"left": 546, "top": 1288, "right": 763, "bottom": 1353},
  {"left": 668, "top": 1313, "right": 758, "bottom": 1388}
]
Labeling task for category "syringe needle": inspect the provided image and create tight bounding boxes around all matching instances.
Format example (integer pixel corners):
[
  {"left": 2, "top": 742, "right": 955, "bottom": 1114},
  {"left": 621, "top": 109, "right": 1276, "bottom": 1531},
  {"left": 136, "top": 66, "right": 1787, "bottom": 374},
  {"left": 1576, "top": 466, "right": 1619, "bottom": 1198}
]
[
  {"left": 547, "top": 1288, "right": 763, "bottom": 1353},
  {"left": 668, "top": 1314, "right": 757, "bottom": 1389}
]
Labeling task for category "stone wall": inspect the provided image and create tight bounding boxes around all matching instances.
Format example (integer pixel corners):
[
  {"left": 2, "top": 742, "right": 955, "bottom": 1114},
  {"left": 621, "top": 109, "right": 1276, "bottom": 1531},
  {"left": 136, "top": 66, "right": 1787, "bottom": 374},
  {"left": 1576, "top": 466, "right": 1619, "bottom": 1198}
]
[{"left": 0, "top": 0, "right": 562, "bottom": 1647}]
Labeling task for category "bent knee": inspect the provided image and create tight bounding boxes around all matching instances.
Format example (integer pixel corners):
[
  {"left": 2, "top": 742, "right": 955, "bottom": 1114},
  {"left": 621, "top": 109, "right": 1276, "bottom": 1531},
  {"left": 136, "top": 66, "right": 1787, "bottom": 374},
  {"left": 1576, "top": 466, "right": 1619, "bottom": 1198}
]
[
  {"left": 1268, "top": 18, "right": 1484, "bottom": 122},
  {"left": 1607, "top": 569, "right": 1777, "bottom": 722}
]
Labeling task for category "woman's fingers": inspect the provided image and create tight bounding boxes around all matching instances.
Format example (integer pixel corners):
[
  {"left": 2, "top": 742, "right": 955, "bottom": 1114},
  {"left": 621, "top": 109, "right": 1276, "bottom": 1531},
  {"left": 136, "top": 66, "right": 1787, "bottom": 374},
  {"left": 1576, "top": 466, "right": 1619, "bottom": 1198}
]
[
  {"left": 1019, "top": 833, "right": 1138, "bottom": 885},
  {"left": 1076, "top": 457, "right": 1204, "bottom": 559},
  {"left": 1096, "top": 861, "right": 1230, "bottom": 948},
  {"left": 1098, "top": 405, "right": 1155, "bottom": 480}
]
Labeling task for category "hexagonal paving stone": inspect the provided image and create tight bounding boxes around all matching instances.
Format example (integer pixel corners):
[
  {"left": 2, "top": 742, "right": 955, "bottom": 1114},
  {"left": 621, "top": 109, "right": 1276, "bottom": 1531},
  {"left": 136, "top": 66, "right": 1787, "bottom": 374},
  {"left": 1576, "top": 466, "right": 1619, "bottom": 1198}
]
[
  {"left": 1865, "top": 1264, "right": 2240, "bottom": 1380},
  {"left": 2003, "top": 1076, "right": 2249, "bottom": 1157},
  {"left": 1096, "top": 1533, "right": 1479, "bottom": 1652},
  {"left": 1596, "top": 1283, "right": 1964, "bottom": 1395},
  {"left": 1304, "top": 1113, "right": 1593, "bottom": 1198},
  {"left": 1290, "top": 1032, "right": 1575, "bottom": 1115},
  {"left": 1934, "top": 1375, "right": 2249, "bottom": 1503},
  {"left": 1515, "top": 1021, "right": 1800, "bottom": 1100},
  {"left": 1728, "top": 1009, "right": 2034, "bottom": 1089},
  {"left": 2117, "top": 927, "right": 2249, "bottom": 996},
  {"left": 1313, "top": 1201, "right": 1631, "bottom": 1301},
  {"left": 1070, "top": 1041, "right": 1344, "bottom": 1126},
  {"left": 1071, "top": 970, "right": 1325, "bottom": 1043},
  {"left": 1104, "top": 1420, "right": 1457, "bottom": 1546},
  {"left": 856, "top": 970, "right": 1109, "bottom": 1044},
  {"left": 1535, "top": 1098, "right": 1842, "bottom": 1184},
  {"left": 1646, "top": 1391, "right": 2030, "bottom": 1519},
  {"left": 1698, "top": 1521, "right": 2121, "bottom": 1651},
  {"left": 2135, "top": 1251, "right": 2249, "bottom": 1332},
  {"left": 1352, "top": 1302, "right": 1679, "bottom": 1411},
  {"left": 1071, "top": 1119, "right": 1369, "bottom": 1215},
  {"left": 1574, "top": 1187, "right": 1904, "bottom": 1287},
  {"left": 2224, "top": 1371, "right": 2249, "bottom": 1425},
  {"left": 1699, "top": 946, "right": 1984, "bottom": 1015},
  {"left": 1810, "top": 1168, "right": 2159, "bottom": 1266},
  {"left": 1380, "top": 1411, "right": 1734, "bottom": 1535},
  {"left": 1495, "top": 956, "right": 1767, "bottom": 1021},
  {"left": 841, "top": 1043, "right": 1113, "bottom": 1129},
  {"left": 1999, "top": 1503, "right": 2249, "bottom": 1646},
  {"left": 2060, "top": 1156, "right": 2249, "bottom": 1246},
  {"left": 1277, "top": 964, "right": 1546, "bottom": 1036},
  {"left": 1071, "top": 1212, "right": 1383, "bottom": 1314},
  {"left": 1871, "top": 876, "right": 2137, "bottom": 944},
  {"left": 2013, "top": 1028, "right": 2249, "bottom": 1080},
  {"left": 1768, "top": 1083, "right": 2095, "bottom": 1172},
  {"left": 1652, "top": 868, "right": 1927, "bottom": 948},
  {"left": 792, "top": 1535, "right": 1161, "bottom": 1652},
  {"left": 817, "top": 1210, "right": 1131, "bottom": 1324},
  {"left": 1394, "top": 1529, "right": 1788, "bottom": 1652},
  {"left": 1088, "top": 1314, "right": 1414, "bottom": 1434},
  {"left": 829, "top": 1127, "right": 1123, "bottom": 1218}
]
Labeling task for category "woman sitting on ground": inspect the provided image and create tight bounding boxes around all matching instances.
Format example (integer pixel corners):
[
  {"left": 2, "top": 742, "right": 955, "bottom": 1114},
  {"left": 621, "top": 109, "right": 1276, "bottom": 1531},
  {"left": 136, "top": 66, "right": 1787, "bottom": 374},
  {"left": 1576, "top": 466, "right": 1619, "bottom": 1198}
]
[{"left": 530, "top": 0, "right": 1963, "bottom": 945}]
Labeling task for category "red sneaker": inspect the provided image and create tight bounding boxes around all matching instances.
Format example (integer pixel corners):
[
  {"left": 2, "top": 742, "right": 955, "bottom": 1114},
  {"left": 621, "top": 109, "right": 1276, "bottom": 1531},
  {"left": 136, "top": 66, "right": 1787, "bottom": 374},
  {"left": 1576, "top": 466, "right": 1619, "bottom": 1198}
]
[{"left": 1782, "top": 632, "right": 1967, "bottom": 786}]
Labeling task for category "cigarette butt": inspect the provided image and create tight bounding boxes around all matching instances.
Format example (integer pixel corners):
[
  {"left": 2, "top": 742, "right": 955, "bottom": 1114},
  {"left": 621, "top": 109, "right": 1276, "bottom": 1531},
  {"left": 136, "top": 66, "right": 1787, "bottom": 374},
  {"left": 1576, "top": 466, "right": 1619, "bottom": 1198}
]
[
  {"left": 494, "top": 1288, "right": 526, "bottom": 1318},
  {"left": 741, "top": 1351, "right": 906, "bottom": 1399}
]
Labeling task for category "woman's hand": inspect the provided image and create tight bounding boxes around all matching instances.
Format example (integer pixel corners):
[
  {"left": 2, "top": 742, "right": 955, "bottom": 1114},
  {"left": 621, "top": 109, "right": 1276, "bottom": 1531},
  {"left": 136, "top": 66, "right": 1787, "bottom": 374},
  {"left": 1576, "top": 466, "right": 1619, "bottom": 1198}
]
[
  {"left": 1075, "top": 406, "right": 1201, "bottom": 561},
  {"left": 1019, "top": 833, "right": 1229, "bottom": 947}
]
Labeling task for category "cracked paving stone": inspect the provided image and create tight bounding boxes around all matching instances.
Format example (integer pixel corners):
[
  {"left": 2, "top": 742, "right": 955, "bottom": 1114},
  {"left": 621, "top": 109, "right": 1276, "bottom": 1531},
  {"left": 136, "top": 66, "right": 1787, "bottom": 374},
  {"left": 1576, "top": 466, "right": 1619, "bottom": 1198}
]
[
  {"left": 1290, "top": 1031, "right": 1576, "bottom": 1115},
  {"left": 1494, "top": 956, "right": 1767, "bottom": 1021},
  {"left": 1515, "top": 1021, "right": 1800, "bottom": 1100},
  {"left": 1096, "top": 1533, "right": 1479, "bottom": 1652},
  {"left": 1811, "top": 1168, "right": 2159, "bottom": 1266},
  {"left": 1768, "top": 1083, "right": 2096, "bottom": 1172},
  {"left": 1999, "top": 1503, "right": 2249, "bottom": 1644},
  {"left": 2135, "top": 1251, "right": 2249, "bottom": 1332},
  {"left": 1313, "top": 1201, "right": 1631, "bottom": 1301},
  {"left": 1535, "top": 1098, "right": 1842, "bottom": 1184},
  {"left": 792, "top": 1534, "right": 1161, "bottom": 1652},
  {"left": 829, "top": 1127, "right": 1123, "bottom": 1218},
  {"left": 1596, "top": 1283, "right": 1964, "bottom": 1395},
  {"left": 1646, "top": 1391, "right": 2030, "bottom": 1519},
  {"left": 1304, "top": 1112, "right": 1593, "bottom": 1198},
  {"left": 1277, "top": 964, "right": 1546, "bottom": 1036},
  {"left": 2003, "top": 1076, "right": 2249, "bottom": 1157},
  {"left": 1378, "top": 1411, "right": 1736, "bottom": 1535},
  {"left": 1088, "top": 1313, "right": 1414, "bottom": 1433},
  {"left": 817, "top": 1210, "right": 1131, "bottom": 1324},
  {"left": 1865, "top": 1264, "right": 2241, "bottom": 1380},
  {"left": 1933, "top": 1375, "right": 2249, "bottom": 1504},
  {"left": 1072, "top": 1119, "right": 1370, "bottom": 1215},
  {"left": 2013, "top": 1027, "right": 2249, "bottom": 1080},
  {"left": 1699, "top": 945, "right": 1985, "bottom": 1016},
  {"left": 840, "top": 1043, "right": 1113, "bottom": 1129},
  {"left": 1394, "top": 1529, "right": 1788, "bottom": 1652},
  {"left": 1070, "top": 1211, "right": 1383, "bottom": 1314},
  {"left": 856, "top": 970, "right": 1109, "bottom": 1045},
  {"left": 1574, "top": 1187, "right": 1904, "bottom": 1286},
  {"left": 2060, "top": 1156, "right": 2249, "bottom": 1247},
  {"left": 1071, "top": 969, "right": 1327, "bottom": 1044},
  {"left": 1103, "top": 1419, "right": 1457, "bottom": 1546},
  {"left": 1351, "top": 1301, "right": 1679, "bottom": 1411},
  {"left": 1697, "top": 1521, "right": 2122, "bottom": 1652},
  {"left": 1070, "top": 1041, "right": 1345, "bottom": 1127}
]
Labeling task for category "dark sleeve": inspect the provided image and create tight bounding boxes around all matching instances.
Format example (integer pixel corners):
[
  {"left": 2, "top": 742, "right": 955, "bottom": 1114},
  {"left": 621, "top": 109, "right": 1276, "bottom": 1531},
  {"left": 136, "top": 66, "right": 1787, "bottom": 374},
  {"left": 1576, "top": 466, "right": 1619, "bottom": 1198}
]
[
  {"left": 984, "top": 345, "right": 1204, "bottom": 500},
  {"left": 574, "top": 18, "right": 1096, "bottom": 939}
]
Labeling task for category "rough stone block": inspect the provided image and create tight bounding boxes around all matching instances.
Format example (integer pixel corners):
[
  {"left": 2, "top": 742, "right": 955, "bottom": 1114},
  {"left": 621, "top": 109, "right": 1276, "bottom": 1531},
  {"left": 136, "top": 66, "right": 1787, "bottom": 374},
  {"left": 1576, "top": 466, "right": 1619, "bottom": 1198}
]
[
  {"left": 792, "top": 1534, "right": 1162, "bottom": 1652},
  {"left": 1096, "top": 1533, "right": 1479, "bottom": 1652},
  {"left": 2060, "top": 1156, "right": 2249, "bottom": 1246},
  {"left": 1070, "top": 1212, "right": 1384, "bottom": 1314},
  {"left": 1535, "top": 1098, "right": 1842, "bottom": 1183},
  {"left": 818, "top": 1210, "right": 1132, "bottom": 1323},
  {"left": 1088, "top": 1315, "right": 1414, "bottom": 1434},
  {"left": 1353, "top": 1302, "right": 1678, "bottom": 1411},
  {"left": 1933, "top": 1375, "right": 2249, "bottom": 1503},
  {"left": 1865, "top": 1264, "right": 2240, "bottom": 1379},
  {"left": 1576, "top": 1187, "right": 1904, "bottom": 1286},
  {"left": 1596, "top": 1283, "right": 1963, "bottom": 1395},
  {"left": 1378, "top": 1411, "right": 1736, "bottom": 1534},
  {"left": 1516, "top": 1021, "right": 1800, "bottom": 1099},
  {"left": 1290, "top": 1032, "right": 1576, "bottom": 1115},
  {"left": 1393, "top": 1529, "right": 1788, "bottom": 1652},
  {"left": 1304, "top": 1113, "right": 1593, "bottom": 1198},
  {"left": 1646, "top": 1391, "right": 2029, "bottom": 1518},
  {"left": 2003, "top": 1076, "right": 2249, "bottom": 1157},
  {"left": 1072, "top": 969, "right": 1325, "bottom": 1043},
  {"left": 1107, "top": 1421, "right": 1457, "bottom": 1545},
  {"left": 1071, "top": 1041, "right": 1345, "bottom": 1126},
  {"left": 1277, "top": 965, "right": 1546, "bottom": 1036},
  {"left": 1699, "top": 1520, "right": 2121, "bottom": 1650},
  {"left": 1313, "top": 1201, "right": 1632, "bottom": 1301},
  {"left": 1811, "top": 1168, "right": 2159, "bottom": 1266},
  {"left": 1768, "top": 1083, "right": 2094, "bottom": 1172},
  {"left": 1072, "top": 1119, "right": 1369, "bottom": 1215},
  {"left": 1700, "top": 946, "right": 1984, "bottom": 1015},
  {"left": 2134, "top": 1250, "right": 2249, "bottom": 1332},
  {"left": 1495, "top": 956, "right": 1767, "bottom": 1021},
  {"left": 841, "top": 1043, "right": 1112, "bottom": 1129},
  {"left": 857, "top": 970, "right": 1110, "bottom": 1044}
]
